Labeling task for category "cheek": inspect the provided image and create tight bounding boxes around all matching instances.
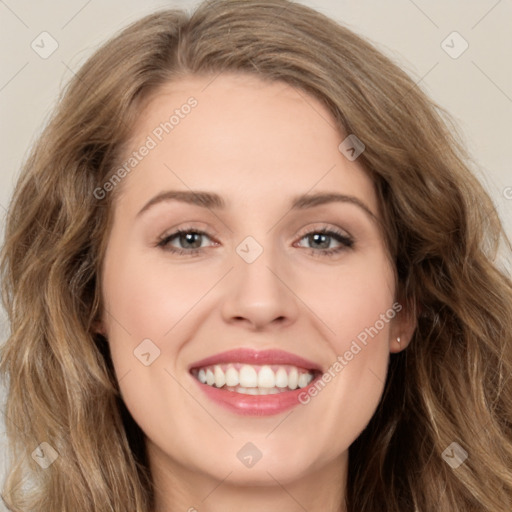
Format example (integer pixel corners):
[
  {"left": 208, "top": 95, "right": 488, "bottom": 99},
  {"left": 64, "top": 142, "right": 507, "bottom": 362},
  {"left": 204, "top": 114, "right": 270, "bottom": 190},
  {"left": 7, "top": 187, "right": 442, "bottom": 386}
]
[
  {"left": 100, "top": 249, "right": 211, "bottom": 457},
  {"left": 294, "top": 252, "right": 395, "bottom": 435},
  {"left": 299, "top": 248, "right": 395, "bottom": 347},
  {"left": 102, "top": 248, "right": 218, "bottom": 343}
]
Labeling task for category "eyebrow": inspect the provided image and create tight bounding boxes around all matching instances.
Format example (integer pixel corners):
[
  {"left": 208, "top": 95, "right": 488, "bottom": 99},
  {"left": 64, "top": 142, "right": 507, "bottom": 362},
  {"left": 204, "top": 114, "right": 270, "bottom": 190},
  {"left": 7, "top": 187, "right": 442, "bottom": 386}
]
[{"left": 136, "top": 189, "right": 377, "bottom": 222}]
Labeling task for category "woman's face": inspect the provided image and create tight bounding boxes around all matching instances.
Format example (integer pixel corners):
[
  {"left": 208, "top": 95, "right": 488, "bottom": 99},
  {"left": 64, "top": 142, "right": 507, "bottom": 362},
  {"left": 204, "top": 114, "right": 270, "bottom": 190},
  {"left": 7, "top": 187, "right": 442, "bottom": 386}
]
[{"left": 99, "top": 73, "right": 413, "bottom": 494}]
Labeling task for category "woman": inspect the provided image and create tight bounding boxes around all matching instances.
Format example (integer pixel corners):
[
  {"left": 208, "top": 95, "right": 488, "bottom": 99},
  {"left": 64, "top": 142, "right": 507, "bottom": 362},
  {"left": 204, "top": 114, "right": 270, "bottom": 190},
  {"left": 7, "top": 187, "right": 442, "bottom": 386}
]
[{"left": 1, "top": 1, "right": 511, "bottom": 510}]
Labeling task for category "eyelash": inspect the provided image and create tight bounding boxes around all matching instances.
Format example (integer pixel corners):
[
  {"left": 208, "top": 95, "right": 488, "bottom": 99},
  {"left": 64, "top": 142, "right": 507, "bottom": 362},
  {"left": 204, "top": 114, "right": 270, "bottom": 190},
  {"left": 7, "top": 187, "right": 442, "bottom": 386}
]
[{"left": 156, "top": 225, "right": 354, "bottom": 258}]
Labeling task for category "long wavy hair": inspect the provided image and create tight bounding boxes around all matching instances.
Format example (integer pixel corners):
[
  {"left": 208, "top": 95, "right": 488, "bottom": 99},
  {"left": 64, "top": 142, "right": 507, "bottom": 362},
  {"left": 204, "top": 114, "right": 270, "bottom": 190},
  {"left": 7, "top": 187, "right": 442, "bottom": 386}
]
[{"left": 1, "top": 1, "right": 511, "bottom": 510}]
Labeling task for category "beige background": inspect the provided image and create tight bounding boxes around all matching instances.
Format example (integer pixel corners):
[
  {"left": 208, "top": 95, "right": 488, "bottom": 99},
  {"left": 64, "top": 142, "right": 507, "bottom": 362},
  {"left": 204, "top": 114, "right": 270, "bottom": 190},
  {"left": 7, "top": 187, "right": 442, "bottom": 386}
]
[{"left": 1, "top": 0, "right": 511, "bottom": 505}]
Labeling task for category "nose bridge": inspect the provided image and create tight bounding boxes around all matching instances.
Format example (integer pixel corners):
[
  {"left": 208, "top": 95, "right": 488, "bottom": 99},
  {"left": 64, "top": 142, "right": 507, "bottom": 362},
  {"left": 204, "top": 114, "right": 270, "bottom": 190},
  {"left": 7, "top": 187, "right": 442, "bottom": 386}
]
[
  {"left": 238, "top": 236, "right": 280, "bottom": 289},
  {"left": 235, "top": 233, "right": 285, "bottom": 300},
  {"left": 221, "top": 232, "right": 298, "bottom": 328}
]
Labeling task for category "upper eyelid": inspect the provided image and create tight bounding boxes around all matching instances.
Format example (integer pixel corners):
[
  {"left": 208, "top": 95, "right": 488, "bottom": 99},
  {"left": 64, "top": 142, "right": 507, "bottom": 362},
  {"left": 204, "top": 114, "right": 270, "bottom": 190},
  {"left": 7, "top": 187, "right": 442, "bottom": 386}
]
[{"left": 160, "top": 223, "right": 351, "bottom": 237}]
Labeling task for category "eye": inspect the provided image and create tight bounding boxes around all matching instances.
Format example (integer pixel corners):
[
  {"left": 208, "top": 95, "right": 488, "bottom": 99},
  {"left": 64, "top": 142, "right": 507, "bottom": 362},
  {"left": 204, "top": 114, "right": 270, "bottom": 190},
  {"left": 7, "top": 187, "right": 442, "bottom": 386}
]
[
  {"left": 295, "top": 227, "right": 354, "bottom": 257},
  {"left": 156, "top": 226, "right": 354, "bottom": 257},
  {"left": 157, "top": 228, "right": 216, "bottom": 256}
]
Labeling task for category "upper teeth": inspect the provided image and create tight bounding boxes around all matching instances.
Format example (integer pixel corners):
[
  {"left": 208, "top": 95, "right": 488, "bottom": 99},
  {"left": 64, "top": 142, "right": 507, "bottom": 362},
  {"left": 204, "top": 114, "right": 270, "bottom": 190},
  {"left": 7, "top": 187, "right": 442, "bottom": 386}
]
[{"left": 193, "top": 364, "right": 315, "bottom": 390}]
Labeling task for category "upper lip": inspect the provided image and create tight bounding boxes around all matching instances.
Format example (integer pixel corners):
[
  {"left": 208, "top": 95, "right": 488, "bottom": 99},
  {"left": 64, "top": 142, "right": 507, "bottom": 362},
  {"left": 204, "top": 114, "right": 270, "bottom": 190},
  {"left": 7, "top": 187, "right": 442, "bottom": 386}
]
[{"left": 189, "top": 348, "right": 323, "bottom": 373}]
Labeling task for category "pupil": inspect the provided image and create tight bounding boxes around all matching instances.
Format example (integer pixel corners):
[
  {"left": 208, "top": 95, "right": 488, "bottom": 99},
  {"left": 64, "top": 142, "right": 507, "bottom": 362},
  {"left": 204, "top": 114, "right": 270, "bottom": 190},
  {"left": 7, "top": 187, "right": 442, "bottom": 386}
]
[
  {"left": 311, "top": 233, "right": 329, "bottom": 249},
  {"left": 182, "top": 232, "right": 201, "bottom": 248}
]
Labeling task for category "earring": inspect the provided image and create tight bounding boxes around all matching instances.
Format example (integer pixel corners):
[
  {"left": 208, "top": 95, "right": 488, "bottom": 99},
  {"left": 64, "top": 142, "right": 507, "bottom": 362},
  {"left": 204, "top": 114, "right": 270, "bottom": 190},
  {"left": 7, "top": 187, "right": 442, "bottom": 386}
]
[{"left": 397, "top": 337, "right": 401, "bottom": 344}]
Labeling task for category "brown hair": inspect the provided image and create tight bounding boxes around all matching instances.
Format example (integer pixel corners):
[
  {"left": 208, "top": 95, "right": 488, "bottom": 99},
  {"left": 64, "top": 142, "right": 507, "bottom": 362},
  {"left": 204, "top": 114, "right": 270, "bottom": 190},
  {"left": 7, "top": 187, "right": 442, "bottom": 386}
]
[{"left": 1, "top": 1, "right": 511, "bottom": 510}]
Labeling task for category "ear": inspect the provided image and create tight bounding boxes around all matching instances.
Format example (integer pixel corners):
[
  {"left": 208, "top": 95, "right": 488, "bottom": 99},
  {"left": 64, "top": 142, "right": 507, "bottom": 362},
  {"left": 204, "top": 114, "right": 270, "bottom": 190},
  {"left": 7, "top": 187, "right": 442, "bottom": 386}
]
[
  {"left": 389, "top": 299, "right": 417, "bottom": 353},
  {"left": 91, "top": 317, "right": 107, "bottom": 337}
]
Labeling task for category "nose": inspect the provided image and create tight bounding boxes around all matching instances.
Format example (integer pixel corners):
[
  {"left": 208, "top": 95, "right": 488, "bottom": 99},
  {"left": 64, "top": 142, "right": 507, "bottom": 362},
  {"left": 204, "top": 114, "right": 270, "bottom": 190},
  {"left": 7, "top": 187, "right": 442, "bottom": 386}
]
[{"left": 220, "top": 242, "right": 299, "bottom": 331}]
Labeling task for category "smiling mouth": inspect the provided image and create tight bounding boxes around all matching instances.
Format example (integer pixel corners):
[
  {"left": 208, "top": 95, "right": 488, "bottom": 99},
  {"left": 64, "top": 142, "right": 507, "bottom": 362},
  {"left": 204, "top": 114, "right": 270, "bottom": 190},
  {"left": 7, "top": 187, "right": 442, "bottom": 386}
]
[{"left": 190, "top": 363, "right": 319, "bottom": 395}]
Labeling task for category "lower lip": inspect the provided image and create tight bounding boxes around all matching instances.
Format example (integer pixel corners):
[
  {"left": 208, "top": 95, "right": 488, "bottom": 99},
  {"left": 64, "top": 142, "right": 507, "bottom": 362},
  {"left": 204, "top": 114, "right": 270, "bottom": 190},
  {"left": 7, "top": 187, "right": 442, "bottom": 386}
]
[{"left": 192, "top": 374, "right": 320, "bottom": 416}]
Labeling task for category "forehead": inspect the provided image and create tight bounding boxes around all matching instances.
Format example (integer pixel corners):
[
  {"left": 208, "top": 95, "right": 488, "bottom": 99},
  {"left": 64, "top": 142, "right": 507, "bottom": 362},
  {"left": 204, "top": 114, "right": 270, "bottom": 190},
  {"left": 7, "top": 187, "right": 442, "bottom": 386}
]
[{"left": 116, "top": 73, "right": 377, "bottom": 216}]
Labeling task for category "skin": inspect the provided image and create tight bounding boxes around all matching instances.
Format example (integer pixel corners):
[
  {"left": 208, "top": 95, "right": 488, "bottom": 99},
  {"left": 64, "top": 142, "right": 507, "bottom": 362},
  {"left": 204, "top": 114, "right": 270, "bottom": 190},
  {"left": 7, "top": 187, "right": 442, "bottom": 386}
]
[{"left": 98, "top": 73, "right": 416, "bottom": 512}]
